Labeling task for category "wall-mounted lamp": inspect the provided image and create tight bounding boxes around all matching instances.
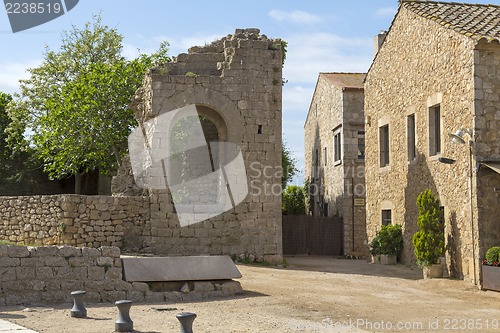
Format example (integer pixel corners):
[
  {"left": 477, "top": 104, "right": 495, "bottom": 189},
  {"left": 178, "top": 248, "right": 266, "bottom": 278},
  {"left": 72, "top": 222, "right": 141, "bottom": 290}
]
[{"left": 448, "top": 128, "right": 473, "bottom": 145}]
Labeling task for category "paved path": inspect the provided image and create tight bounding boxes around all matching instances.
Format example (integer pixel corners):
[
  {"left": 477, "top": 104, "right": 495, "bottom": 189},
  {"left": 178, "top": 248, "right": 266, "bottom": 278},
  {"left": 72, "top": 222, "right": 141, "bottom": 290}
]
[{"left": 0, "top": 319, "right": 37, "bottom": 332}]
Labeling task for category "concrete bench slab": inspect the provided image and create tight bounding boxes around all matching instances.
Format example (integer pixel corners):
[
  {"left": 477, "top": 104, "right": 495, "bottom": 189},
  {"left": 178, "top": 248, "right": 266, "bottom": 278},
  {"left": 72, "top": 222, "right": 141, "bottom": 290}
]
[{"left": 122, "top": 255, "right": 242, "bottom": 282}]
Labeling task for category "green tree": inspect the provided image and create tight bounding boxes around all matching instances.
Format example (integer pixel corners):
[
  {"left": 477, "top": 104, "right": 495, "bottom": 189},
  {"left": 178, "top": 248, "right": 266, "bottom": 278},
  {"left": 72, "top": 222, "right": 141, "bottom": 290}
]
[
  {"left": 412, "top": 189, "right": 445, "bottom": 267},
  {"left": 6, "top": 15, "right": 170, "bottom": 193},
  {"left": 282, "top": 185, "right": 306, "bottom": 215},
  {"left": 0, "top": 92, "right": 40, "bottom": 188},
  {"left": 282, "top": 141, "right": 298, "bottom": 189}
]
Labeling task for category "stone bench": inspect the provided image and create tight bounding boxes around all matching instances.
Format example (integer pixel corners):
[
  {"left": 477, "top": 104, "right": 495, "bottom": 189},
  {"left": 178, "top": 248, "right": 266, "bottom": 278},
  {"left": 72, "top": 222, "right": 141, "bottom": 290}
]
[{"left": 121, "top": 255, "right": 241, "bottom": 282}]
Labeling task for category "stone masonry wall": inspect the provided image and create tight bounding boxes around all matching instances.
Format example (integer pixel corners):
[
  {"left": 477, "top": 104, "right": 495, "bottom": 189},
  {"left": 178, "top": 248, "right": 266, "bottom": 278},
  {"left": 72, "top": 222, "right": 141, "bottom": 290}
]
[
  {"left": 118, "top": 29, "right": 283, "bottom": 263},
  {"left": 0, "top": 245, "right": 242, "bottom": 306},
  {"left": 474, "top": 42, "right": 500, "bottom": 258},
  {"left": 364, "top": 6, "right": 479, "bottom": 281},
  {"left": 0, "top": 195, "right": 149, "bottom": 248},
  {"left": 304, "top": 74, "right": 366, "bottom": 256}
]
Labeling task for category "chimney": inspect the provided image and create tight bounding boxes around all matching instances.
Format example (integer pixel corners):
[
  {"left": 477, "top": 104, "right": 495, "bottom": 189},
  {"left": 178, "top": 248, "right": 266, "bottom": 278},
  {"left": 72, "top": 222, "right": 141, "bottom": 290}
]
[{"left": 374, "top": 30, "right": 387, "bottom": 55}]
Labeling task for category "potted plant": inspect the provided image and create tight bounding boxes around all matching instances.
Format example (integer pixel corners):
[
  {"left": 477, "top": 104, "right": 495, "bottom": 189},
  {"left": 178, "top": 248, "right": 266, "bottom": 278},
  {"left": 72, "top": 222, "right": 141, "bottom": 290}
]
[
  {"left": 412, "top": 189, "right": 445, "bottom": 279},
  {"left": 370, "top": 224, "right": 403, "bottom": 264},
  {"left": 481, "top": 246, "right": 500, "bottom": 292}
]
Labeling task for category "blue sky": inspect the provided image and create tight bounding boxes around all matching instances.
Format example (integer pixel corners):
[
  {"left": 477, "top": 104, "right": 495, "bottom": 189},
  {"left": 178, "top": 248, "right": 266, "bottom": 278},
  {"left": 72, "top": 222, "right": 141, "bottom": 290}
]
[{"left": 0, "top": 0, "right": 496, "bottom": 184}]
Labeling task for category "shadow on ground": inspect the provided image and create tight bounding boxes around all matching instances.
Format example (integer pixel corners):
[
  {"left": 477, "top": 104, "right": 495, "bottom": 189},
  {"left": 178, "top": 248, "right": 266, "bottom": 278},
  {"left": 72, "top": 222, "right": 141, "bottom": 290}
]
[{"left": 284, "top": 256, "right": 423, "bottom": 280}]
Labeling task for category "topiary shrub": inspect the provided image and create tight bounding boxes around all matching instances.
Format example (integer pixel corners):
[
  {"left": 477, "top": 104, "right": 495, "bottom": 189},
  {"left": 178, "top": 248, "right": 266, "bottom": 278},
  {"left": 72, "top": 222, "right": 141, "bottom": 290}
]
[
  {"left": 485, "top": 246, "right": 500, "bottom": 265},
  {"left": 412, "top": 189, "right": 445, "bottom": 268}
]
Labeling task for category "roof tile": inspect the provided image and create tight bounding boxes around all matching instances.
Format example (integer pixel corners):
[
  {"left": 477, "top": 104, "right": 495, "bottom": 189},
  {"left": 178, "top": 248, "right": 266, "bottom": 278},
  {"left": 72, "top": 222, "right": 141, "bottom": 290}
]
[{"left": 402, "top": 0, "right": 500, "bottom": 43}]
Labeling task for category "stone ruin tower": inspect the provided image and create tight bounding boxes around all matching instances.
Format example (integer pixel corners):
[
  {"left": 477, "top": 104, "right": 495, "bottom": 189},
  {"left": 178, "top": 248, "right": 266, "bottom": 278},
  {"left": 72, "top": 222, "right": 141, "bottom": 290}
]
[{"left": 113, "top": 29, "right": 283, "bottom": 263}]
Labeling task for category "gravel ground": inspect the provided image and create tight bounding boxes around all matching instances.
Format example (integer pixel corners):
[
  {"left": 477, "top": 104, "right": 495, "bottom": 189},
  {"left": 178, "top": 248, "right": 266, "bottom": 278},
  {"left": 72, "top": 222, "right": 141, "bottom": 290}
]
[{"left": 1, "top": 256, "right": 500, "bottom": 333}]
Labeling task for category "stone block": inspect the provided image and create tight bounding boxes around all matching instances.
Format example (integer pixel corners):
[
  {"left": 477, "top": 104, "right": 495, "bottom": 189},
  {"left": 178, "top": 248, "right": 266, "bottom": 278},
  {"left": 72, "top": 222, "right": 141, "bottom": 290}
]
[
  {"left": 221, "top": 280, "right": 243, "bottom": 295},
  {"left": 45, "top": 256, "right": 69, "bottom": 267},
  {"left": 105, "top": 267, "right": 122, "bottom": 280},
  {"left": 7, "top": 245, "right": 30, "bottom": 258},
  {"left": 122, "top": 256, "right": 241, "bottom": 282},
  {"left": 100, "top": 246, "right": 121, "bottom": 258},
  {"left": 145, "top": 291, "right": 165, "bottom": 303},
  {"left": 35, "top": 266, "right": 54, "bottom": 279},
  {"left": 15, "top": 266, "right": 35, "bottom": 280},
  {"left": 0, "top": 257, "right": 20, "bottom": 267},
  {"left": 101, "top": 290, "right": 127, "bottom": 302},
  {"left": 97, "top": 256, "right": 114, "bottom": 267},
  {"left": 127, "top": 290, "right": 145, "bottom": 302},
  {"left": 82, "top": 247, "right": 100, "bottom": 257},
  {"left": 57, "top": 246, "right": 82, "bottom": 258},
  {"left": 132, "top": 282, "right": 149, "bottom": 292},
  {"left": 193, "top": 281, "right": 214, "bottom": 293},
  {"left": 87, "top": 266, "right": 105, "bottom": 280},
  {"left": 0, "top": 268, "right": 17, "bottom": 281}
]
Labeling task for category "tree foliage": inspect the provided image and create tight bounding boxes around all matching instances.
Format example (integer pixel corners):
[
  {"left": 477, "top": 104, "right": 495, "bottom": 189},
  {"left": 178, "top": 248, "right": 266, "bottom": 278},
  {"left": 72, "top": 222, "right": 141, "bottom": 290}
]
[
  {"left": 412, "top": 189, "right": 445, "bottom": 267},
  {"left": 281, "top": 140, "right": 298, "bottom": 189},
  {"left": 282, "top": 185, "right": 306, "bottom": 215},
  {"left": 6, "top": 15, "right": 170, "bottom": 191}
]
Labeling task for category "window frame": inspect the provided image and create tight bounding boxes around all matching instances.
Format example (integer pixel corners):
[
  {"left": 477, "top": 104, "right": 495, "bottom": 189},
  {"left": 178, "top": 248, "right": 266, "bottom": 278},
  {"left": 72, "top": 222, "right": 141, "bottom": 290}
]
[{"left": 379, "top": 124, "right": 390, "bottom": 167}]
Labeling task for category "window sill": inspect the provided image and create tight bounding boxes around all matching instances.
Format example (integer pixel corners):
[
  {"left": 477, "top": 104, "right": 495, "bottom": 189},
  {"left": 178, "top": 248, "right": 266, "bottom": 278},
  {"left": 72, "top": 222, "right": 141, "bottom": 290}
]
[
  {"left": 379, "top": 165, "right": 391, "bottom": 173},
  {"left": 333, "top": 160, "right": 342, "bottom": 167},
  {"left": 428, "top": 154, "right": 441, "bottom": 162},
  {"left": 408, "top": 158, "right": 417, "bottom": 166}
]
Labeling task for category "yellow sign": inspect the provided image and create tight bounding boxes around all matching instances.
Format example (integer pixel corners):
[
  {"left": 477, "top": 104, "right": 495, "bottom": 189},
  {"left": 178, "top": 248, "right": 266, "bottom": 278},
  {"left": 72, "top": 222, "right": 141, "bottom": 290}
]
[{"left": 354, "top": 198, "right": 365, "bottom": 206}]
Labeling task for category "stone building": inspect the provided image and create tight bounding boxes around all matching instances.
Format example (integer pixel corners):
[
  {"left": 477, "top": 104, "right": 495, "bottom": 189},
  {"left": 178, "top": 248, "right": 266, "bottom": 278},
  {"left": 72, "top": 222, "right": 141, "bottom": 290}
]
[
  {"left": 364, "top": 0, "right": 500, "bottom": 285},
  {"left": 0, "top": 29, "right": 284, "bottom": 264},
  {"left": 304, "top": 73, "right": 367, "bottom": 256}
]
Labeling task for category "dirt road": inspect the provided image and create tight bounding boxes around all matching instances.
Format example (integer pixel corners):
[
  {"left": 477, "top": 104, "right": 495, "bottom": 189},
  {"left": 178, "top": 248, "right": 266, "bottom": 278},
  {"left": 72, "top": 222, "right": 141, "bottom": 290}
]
[{"left": 1, "top": 256, "right": 499, "bottom": 332}]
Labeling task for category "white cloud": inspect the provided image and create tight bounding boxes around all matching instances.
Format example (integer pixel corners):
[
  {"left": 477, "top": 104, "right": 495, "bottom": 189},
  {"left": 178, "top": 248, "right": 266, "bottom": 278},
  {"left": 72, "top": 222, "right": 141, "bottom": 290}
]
[
  {"left": 374, "top": 7, "right": 397, "bottom": 18},
  {"left": 0, "top": 60, "right": 42, "bottom": 94},
  {"left": 269, "top": 9, "right": 322, "bottom": 24},
  {"left": 283, "top": 32, "right": 374, "bottom": 85}
]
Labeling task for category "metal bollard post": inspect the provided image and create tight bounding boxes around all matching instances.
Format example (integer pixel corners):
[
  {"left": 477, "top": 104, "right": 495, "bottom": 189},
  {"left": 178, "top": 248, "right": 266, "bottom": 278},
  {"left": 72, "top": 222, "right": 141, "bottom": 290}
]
[
  {"left": 115, "top": 300, "right": 133, "bottom": 332},
  {"left": 70, "top": 290, "right": 87, "bottom": 318},
  {"left": 176, "top": 312, "right": 196, "bottom": 333}
]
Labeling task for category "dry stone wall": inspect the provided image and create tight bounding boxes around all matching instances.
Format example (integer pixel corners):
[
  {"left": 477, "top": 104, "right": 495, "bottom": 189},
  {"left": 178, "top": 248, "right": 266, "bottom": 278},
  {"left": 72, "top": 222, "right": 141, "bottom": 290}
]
[
  {"left": 0, "top": 245, "right": 242, "bottom": 306},
  {"left": 0, "top": 195, "right": 149, "bottom": 248}
]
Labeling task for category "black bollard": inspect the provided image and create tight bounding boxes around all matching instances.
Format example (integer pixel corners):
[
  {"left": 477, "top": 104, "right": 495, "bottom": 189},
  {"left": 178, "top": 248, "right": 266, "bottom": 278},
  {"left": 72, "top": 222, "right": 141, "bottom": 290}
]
[
  {"left": 176, "top": 312, "right": 196, "bottom": 333},
  {"left": 70, "top": 290, "right": 87, "bottom": 318},
  {"left": 115, "top": 300, "right": 133, "bottom": 332}
]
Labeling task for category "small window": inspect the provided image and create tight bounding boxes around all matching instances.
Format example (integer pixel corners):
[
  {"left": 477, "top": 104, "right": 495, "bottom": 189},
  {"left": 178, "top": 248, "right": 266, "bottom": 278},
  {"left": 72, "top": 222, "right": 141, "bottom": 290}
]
[
  {"left": 429, "top": 105, "right": 441, "bottom": 156},
  {"left": 323, "top": 202, "right": 329, "bottom": 217},
  {"left": 358, "top": 131, "right": 365, "bottom": 159},
  {"left": 314, "top": 149, "right": 319, "bottom": 178},
  {"left": 324, "top": 147, "right": 327, "bottom": 166},
  {"left": 382, "top": 209, "right": 392, "bottom": 226},
  {"left": 379, "top": 125, "right": 390, "bottom": 167},
  {"left": 333, "top": 127, "right": 342, "bottom": 163},
  {"left": 407, "top": 114, "right": 416, "bottom": 161}
]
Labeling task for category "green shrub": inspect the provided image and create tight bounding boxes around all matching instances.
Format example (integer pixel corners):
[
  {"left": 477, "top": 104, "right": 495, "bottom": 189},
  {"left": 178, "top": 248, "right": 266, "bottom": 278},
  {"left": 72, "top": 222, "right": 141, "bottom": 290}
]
[
  {"left": 412, "top": 189, "right": 444, "bottom": 267},
  {"left": 370, "top": 224, "right": 403, "bottom": 256},
  {"left": 485, "top": 246, "right": 500, "bottom": 265}
]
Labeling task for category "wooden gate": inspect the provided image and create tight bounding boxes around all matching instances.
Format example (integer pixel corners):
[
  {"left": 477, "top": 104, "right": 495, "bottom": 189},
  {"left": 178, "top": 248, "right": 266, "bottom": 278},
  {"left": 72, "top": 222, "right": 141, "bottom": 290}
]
[{"left": 282, "top": 215, "right": 343, "bottom": 256}]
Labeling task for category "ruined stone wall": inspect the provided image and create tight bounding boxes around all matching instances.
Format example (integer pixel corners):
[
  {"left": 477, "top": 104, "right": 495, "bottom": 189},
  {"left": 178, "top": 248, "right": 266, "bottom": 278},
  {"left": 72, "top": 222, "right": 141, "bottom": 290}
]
[
  {"left": 304, "top": 76, "right": 366, "bottom": 256},
  {"left": 0, "top": 245, "right": 241, "bottom": 306},
  {"left": 0, "top": 195, "right": 149, "bottom": 248},
  {"left": 474, "top": 42, "right": 500, "bottom": 258},
  {"left": 116, "top": 29, "right": 283, "bottom": 263},
  {"left": 364, "top": 7, "right": 478, "bottom": 281}
]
